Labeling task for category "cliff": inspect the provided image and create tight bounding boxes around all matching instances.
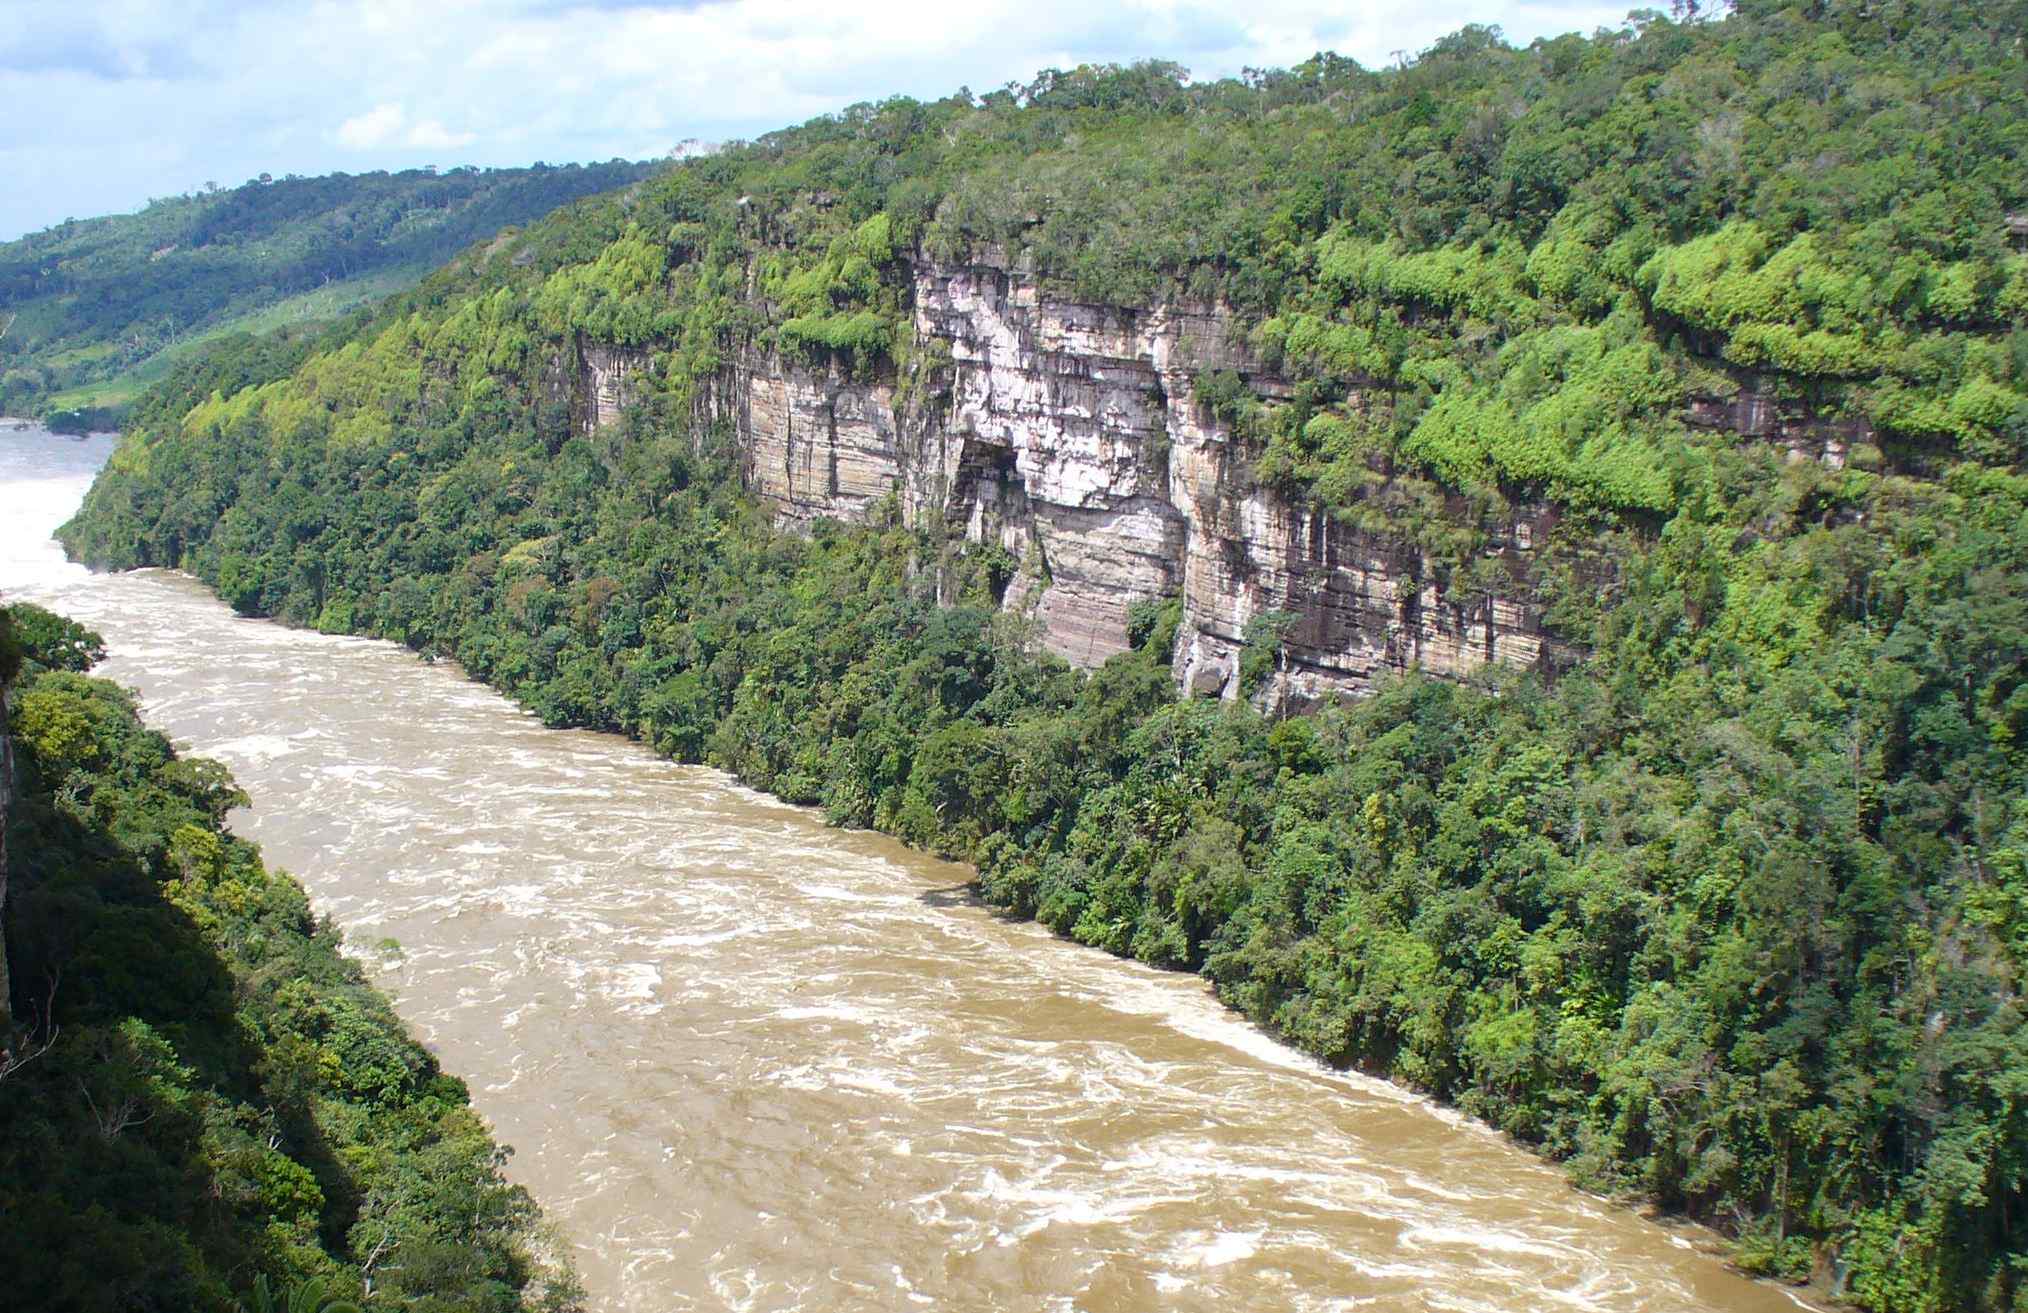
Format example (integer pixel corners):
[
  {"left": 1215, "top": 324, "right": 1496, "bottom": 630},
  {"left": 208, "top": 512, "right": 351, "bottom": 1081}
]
[{"left": 581, "top": 254, "right": 1580, "bottom": 708}]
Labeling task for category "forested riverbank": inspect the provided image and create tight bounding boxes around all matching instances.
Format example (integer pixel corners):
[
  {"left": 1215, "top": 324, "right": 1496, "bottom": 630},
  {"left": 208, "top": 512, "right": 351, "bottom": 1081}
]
[
  {"left": 56, "top": 0, "right": 2028, "bottom": 1306},
  {"left": 0, "top": 602, "right": 576, "bottom": 1312}
]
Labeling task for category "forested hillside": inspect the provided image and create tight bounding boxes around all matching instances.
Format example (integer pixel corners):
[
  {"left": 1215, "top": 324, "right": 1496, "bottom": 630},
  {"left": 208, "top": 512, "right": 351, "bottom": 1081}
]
[
  {"left": 0, "top": 161, "right": 658, "bottom": 424},
  {"left": 0, "top": 605, "right": 577, "bottom": 1312},
  {"left": 59, "top": 1, "right": 2028, "bottom": 1307}
]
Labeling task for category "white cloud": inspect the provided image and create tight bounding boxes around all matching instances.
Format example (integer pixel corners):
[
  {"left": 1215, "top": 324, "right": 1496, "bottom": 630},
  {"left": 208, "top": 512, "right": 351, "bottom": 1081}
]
[
  {"left": 0, "top": 0, "right": 1635, "bottom": 239},
  {"left": 405, "top": 118, "right": 479, "bottom": 150},
  {"left": 336, "top": 102, "right": 478, "bottom": 151},
  {"left": 335, "top": 102, "right": 405, "bottom": 149}
]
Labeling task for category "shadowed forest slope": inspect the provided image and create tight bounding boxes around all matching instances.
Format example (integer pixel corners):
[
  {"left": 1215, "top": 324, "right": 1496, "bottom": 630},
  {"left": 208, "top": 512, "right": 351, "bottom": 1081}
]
[{"left": 0, "top": 604, "right": 578, "bottom": 1313}]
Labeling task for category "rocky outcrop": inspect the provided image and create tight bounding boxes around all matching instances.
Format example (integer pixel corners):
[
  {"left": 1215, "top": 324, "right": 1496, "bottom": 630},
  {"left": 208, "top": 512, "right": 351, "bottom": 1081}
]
[
  {"left": 920, "top": 265, "right": 1201, "bottom": 669},
  {"left": 695, "top": 352, "right": 907, "bottom": 525},
  {"left": 1169, "top": 495, "right": 1562, "bottom": 711},
  {"left": 578, "top": 343, "right": 651, "bottom": 436},
  {"left": 582, "top": 254, "right": 1571, "bottom": 705},
  {"left": 1686, "top": 387, "right": 1870, "bottom": 469}
]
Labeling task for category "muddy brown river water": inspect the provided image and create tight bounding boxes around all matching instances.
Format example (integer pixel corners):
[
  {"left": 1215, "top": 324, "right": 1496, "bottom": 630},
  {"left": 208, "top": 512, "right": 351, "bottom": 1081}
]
[{"left": 2, "top": 427, "right": 1822, "bottom": 1312}]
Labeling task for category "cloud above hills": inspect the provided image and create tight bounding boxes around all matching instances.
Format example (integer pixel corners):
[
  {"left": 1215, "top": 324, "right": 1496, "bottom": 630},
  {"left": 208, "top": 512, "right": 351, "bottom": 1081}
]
[{"left": 0, "top": 0, "right": 1632, "bottom": 240}]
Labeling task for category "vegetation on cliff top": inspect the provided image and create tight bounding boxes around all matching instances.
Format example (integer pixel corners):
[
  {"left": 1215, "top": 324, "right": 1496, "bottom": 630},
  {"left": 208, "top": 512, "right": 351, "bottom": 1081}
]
[
  {"left": 57, "top": 0, "right": 2028, "bottom": 532},
  {"left": 0, "top": 161, "right": 658, "bottom": 426},
  {"left": 0, "top": 604, "right": 577, "bottom": 1312},
  {"left": 54, "top": 0, "right": 2028, "bottom": 1307}
]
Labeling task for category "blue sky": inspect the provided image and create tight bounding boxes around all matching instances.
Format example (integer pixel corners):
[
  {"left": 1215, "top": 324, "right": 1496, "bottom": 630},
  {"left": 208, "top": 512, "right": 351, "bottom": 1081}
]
[{"left": 0, "top": 0, "right": 1634, "bottom": 242}]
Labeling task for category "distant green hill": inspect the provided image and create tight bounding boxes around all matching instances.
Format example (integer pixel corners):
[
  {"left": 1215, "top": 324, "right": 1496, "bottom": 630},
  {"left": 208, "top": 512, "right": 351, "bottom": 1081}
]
[{"left": 0, "top": 161, "right": 661, "bottom": 424}]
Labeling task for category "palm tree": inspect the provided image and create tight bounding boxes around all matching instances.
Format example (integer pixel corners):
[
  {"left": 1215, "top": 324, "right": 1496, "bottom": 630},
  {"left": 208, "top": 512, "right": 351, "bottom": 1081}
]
[{"left": 237, "top": 1274, "right": 363, "bottom": 1313}]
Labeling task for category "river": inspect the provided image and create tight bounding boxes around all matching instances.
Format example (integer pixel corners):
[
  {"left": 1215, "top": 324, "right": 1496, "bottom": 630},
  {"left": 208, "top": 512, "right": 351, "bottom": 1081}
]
[{"left": 1, "top": 425, "right": 1821, "bottom": 1313}]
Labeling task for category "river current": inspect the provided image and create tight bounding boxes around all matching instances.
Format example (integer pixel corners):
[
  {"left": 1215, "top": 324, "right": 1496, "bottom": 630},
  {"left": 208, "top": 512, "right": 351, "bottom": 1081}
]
[{"left": 1, "top": 425, "right": 1819, "bottom": 1313}]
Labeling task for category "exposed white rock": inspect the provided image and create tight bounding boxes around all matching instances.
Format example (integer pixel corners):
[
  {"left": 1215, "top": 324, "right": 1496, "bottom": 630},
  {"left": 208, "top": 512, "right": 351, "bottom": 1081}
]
[
  {"left": 583, "top": 253, "right": 1567, "bottom": 702},
  {"left": 580, "top": 343, "right": 649, "bottom": 436}
]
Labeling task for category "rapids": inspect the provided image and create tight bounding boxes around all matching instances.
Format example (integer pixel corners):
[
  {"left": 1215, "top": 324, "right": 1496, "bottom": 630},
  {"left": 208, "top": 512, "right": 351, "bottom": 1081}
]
[{"left": 1, "top": 426, "right": 1822, "bottom": 1312}]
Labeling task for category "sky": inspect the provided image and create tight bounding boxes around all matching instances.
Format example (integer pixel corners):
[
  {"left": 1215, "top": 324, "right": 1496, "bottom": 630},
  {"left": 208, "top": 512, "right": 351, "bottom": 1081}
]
[{"left": 0, "top": 0, "right": 1635, "bottom": 242}]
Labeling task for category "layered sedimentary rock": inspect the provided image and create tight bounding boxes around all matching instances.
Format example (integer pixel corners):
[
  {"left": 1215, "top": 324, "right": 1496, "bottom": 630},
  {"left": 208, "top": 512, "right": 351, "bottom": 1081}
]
[
  {"left": 694, "top": 353, "right": 905, "bottom": 525},
  {"left": 1685, "top": 387, "right": 1868, "bottom": 469},
  {"left": 585, "top": 253, "right": 1570, "bottom": 705},
  {"left": 919, "top": 264, "right": 1197, "bottom": 669},
  {"left": 1168, "top": 492, "right": 1561, "bottom": 711},
  {"left": 579, "top": 342, "right": 650, "bottom": 435}
]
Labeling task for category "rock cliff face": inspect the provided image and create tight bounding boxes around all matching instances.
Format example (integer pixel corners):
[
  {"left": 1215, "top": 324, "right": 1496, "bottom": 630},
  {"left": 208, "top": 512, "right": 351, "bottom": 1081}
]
[
  {"left": 584, "top": 254, "right": 1573, "bottom": 705},
  {"left": 1684, "top": 388, "right": 1867, "bottom": 469},
  {"left": 579, "top": 342, "right": 650, "bottom": 436}
]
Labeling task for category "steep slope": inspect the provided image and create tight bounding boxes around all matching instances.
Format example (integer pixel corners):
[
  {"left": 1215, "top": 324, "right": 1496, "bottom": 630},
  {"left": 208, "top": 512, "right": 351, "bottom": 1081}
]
[
  {"left": 59, "top": 2, "right": 2028, "bottom": 1307},
  {"left": 0, "top": 160, "right": 659, "bottom": 423},
  {"left": 0, "top": 603, "right": 576, "bottom": 1312}
]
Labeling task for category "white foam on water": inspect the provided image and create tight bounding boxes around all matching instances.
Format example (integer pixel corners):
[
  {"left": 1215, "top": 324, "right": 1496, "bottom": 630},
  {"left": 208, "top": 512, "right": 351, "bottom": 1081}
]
[
  {"left": 1399, "top": 1224, "right": 1580, "bottom": 1261},
  {"left": 650, "top": 927, "right": 744, "bottom": 949},
  {"left": 1193, "top": 1228, "right": 1265, "bottom": 1267},
  {"left": 971, "top": 1166, "right": 1196, "bottom": 1238},
  {"left": 1070, "top": 958, "right": 1437, "bottom": 1109},
  {"left": 320, "top": 761, "right": 397, "bottom": 789},
  {"left": 605, "top": 962, "right": 664, "bottom": 1010},
  {"left": 486, "top": 883, "right": 553, "bottom": 919},
  {"left": 796, "top": 881, "right": 905, "bottom": 904},
  {"left": 206, "top": 732, "right": 301, "bottom": 762},
  {"left": 773, "top": 1001, "right": 881, "bottom": 1024},
  {"left": 828, "top": 1066, "right": 910, "bottom": 1098}
]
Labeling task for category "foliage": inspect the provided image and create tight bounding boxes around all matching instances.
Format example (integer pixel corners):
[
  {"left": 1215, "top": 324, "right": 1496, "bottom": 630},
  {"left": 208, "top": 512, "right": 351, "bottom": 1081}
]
[
  {"left": 238, "top": 1275, "right": 362, "bottom": 1313},
  {"left": 0, "top": 608, "right": 574, "bottom": 1312},
  {"left": 6, "top": 601, "right": 108, "bottom": 671}
]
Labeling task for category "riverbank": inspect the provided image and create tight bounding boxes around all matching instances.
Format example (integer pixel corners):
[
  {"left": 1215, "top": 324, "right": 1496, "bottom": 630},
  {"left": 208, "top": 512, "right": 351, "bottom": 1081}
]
[
  {"left": 140, "top": 573, "right": 1862, "bottom": 1313},
  {"left": 13, "top": 426, "right": 1833, "bottom": 1313},
  {"left": 1, "top": 416, "right": 120, "bottom": 440},
  {"left": 0, "top": 601, "right": 574, "bottom": 1310}
]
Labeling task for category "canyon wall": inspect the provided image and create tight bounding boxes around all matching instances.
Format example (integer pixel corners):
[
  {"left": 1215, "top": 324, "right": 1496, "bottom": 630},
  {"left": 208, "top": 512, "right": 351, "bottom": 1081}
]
[{"left": 582, "top": 256, "right": 1576, "bottom": 707}]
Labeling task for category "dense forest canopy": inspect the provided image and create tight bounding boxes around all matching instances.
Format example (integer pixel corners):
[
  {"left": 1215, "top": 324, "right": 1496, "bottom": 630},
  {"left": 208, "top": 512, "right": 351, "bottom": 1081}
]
[
  {"left": 0, "top": 161, "right": 659, "bottom": 425},
  {"left": 57, "top": 0, "right": 2028, "bottom": 1308},
  {"left": 0, "top": 604, "right": 578, "bottom": 1311}
]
